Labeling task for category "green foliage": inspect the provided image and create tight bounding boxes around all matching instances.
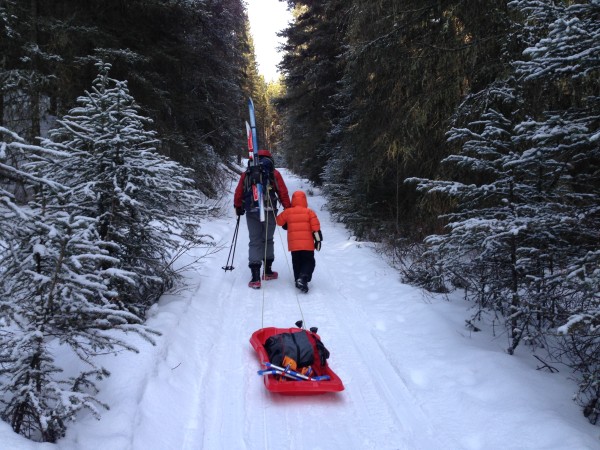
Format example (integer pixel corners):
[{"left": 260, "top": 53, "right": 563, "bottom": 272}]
[
  {"left": 0, "top": 0, "right": 250, "bottom": 196},
  {"left": 279, "top": 0, "right": 512, "bottom": 239},
  {"left": 408, "top": 0, "right": 600, "bottom": 422},
  {"left": 278, "top": 0, "right": 349, "bottom": 181}
]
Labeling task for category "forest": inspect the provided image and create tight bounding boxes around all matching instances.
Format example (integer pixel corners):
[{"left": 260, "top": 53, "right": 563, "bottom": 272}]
[
  {"left": 0, "top": 0, "right": 598, "bottom": 442},
  {"left": 278, "top": 0, "right": 598, "bottom": 428}
]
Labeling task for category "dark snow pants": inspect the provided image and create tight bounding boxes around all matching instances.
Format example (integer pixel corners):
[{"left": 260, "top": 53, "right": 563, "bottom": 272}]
[
  {"left": 246, "top": 209, "right": 278, "bottom": 266},
  {"left": 291, "top": 250, "right": 316, "bottom": 282}
]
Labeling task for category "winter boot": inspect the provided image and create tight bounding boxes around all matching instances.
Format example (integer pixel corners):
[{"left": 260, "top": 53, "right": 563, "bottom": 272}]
[
  {"left": 295, "top": 274, "right": 309, "bottom": 293},
  {"left": 262, "top": 259, "right": 278, "bottom": 281},
  {"left": 248, "top": 264, "right": 261, "bottom": 289}
]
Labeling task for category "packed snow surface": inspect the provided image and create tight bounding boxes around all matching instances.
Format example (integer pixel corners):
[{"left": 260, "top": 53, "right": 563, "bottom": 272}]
[{"left": 2, "top": 168, "right": 598, "bottom": 450}]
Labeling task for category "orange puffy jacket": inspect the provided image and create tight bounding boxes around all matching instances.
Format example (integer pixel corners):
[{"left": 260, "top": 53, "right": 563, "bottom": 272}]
[{"left": 276, "top": 191, "right": 321, "bottom": 252}]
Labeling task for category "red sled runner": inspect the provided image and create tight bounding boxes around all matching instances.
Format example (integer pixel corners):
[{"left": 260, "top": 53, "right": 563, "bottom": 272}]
[{"left": 250, "top": 326, "right": 344, "bottom": 395}]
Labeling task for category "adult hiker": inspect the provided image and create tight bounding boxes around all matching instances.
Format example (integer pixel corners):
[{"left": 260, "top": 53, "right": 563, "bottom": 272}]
[
  {"left": 276, "top": 190, "right": 322, "bottom": 293},
  {"left": 234, "top": 149, "right": 291, "bottom": 289}
]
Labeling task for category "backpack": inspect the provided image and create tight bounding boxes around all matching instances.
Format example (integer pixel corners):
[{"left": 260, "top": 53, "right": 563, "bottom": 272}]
[
  {"left": 243, "top": 156, "right": 279, "bottom": 212},
  {"left": 263, "top": 329, "right": 331, "bottom": 375}
]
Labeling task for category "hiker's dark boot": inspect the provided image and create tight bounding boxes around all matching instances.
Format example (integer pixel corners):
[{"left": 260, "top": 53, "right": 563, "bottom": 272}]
[
  {"left": 262, "top": 259, "right": 278, "bottom": 280},
  {"left": 248, "top": 264, "right": 261, "bottom": 289},
  {"left": 295, "top": 274, "right": 309, "bottom": 293}
]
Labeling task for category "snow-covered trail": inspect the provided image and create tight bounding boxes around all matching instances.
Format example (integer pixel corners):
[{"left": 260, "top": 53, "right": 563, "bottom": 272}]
[
  {"left": 168, "top": 170, "right": 446, "bottom": 450},
  {"left": 54, "top": 168, "right": 599, "bottom": 450}
]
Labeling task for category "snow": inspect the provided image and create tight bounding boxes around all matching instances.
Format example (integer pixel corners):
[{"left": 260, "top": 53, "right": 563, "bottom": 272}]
[{"left": 2, "top": 169, "right": 599, "bottom": 450}]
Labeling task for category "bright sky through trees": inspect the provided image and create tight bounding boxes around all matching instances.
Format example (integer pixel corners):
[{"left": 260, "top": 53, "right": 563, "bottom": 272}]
[{"left": 246, "top": 0, "right": 292, "bottom": 81}]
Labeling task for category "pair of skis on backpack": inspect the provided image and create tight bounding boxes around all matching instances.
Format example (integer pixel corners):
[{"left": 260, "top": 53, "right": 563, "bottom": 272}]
[{"left": 246, "top": 98, "right": 267, "bottom": 222}]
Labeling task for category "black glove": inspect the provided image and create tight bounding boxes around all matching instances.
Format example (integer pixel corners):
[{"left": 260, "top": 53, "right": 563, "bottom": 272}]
[
  {"left": 313, "top": 230, "right": 322, "bottom": 251},
  {"left": 235, "top": 206, "right": 245, "bottom": 216},
  {"left": 282, "top": 223, "right": 288, "bottom": 230}
]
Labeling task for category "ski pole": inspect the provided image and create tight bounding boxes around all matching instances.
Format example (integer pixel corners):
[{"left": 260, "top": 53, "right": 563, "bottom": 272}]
[
  {"left": 257, "top": 369, "right": 304, "bottom": 381},
  {"left": 222, "top": 215, "right": 240, "bottom": 271},
  {"left": 257, "top": 368, "right": 331, "bottom": 382},
  {"left": 261, "top": 361, "right": 331, "bottom": 382}
]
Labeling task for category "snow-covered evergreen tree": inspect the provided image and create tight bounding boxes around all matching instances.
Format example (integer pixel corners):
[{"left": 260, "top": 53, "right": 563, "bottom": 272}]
[
  {"left": 515, "top": 0, "right": 600, "bottom": 80},
  {"left": 1, "top": 127, "right": 158, "bottom": 441},
  {"left": 512, "top": 0, "right": 600, "bottom": 423},
  {"left": 0, "top": 205, "right": 153, "bottom": 441},
  {"left": 408, "top": 83, "right": 555, "bottom": 354},
  {"left": 38, "top": 62, "right": 210, "bottom": 312},
  {"left": 411, "top": 0, "right": 599, "bottom": 422}
]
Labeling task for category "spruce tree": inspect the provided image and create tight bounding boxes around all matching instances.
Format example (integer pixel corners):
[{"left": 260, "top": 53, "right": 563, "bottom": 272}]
[
  {"left": 38, "top": 62, "right": 210, "bottom": 312},
  {"left": 512, "top": 0, "right": 600, "bottom": 423},
  {"left": 409, "top": 0, "right": 599, "bottom": 422},
  {"left": 0, "top": 127, "right": 157, "bottom": 442},
  {"left": 0, "top": 205, "right": 151, "bottom": 442},
  {"left": 2, "top": 0, "right": 249, "bottom": 194},
  {"left": 409, "top": 83, "right": 544, "bottom": 351},
  {"left": 279, "top": 0, "right": 349, "bottom": 182},
  {"left": 315, "top": 0, "right": 513, "bottom": 240}
]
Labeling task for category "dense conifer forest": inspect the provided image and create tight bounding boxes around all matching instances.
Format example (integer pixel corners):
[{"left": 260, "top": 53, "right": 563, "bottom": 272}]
[
  {"left": 278, "top": 0, "right": 599, "bottom": 426},
  {"left": 0, "top": 0, "right": 598, "bottom": 441}
]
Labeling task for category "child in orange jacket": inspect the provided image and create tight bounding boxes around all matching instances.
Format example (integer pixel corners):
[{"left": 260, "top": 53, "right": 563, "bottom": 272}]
[{"left": 276, "top": 190, "right": 322, "bottom": 293}]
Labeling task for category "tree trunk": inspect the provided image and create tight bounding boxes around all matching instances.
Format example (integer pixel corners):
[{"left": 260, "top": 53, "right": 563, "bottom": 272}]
[
  {"left": 0, "top": 89, "right": 4, "bottom": 127},
  {"left": 29, "top": 0, "right": 41, "bottom": 141}
]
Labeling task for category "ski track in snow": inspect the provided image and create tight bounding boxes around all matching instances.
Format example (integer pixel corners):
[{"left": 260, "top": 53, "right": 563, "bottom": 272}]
[
  {"left": 315, "top": 267, "right": 442, "bottom": 449},
  {"left": 50, "top": 168, "right": 600, "bottom": 450}
]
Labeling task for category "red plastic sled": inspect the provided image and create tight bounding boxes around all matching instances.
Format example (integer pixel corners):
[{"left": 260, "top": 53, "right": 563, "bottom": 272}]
[{"left": 250, "top": 326, "right": 345, "bottom": 395}]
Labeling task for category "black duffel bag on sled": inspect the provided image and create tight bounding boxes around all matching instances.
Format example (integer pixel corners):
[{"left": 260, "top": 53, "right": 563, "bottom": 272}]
[{"left": 263, "top": 327, "right": 330, "bottom": 375}]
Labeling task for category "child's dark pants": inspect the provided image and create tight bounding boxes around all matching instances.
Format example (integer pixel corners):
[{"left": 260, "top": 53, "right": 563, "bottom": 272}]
[{"left": 291, "top": 250, "right": 316, "bottom": 282}]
